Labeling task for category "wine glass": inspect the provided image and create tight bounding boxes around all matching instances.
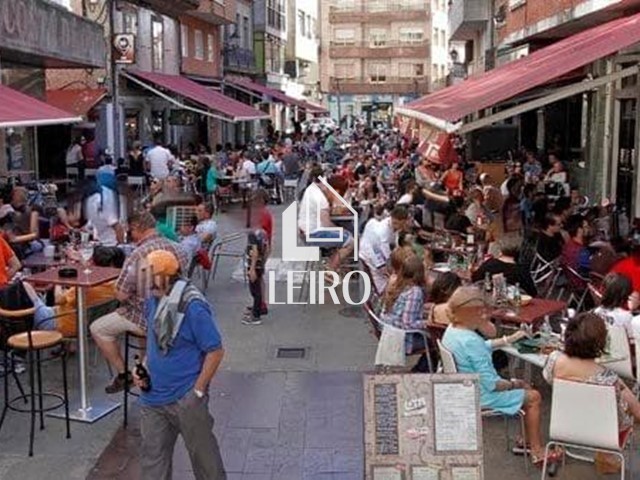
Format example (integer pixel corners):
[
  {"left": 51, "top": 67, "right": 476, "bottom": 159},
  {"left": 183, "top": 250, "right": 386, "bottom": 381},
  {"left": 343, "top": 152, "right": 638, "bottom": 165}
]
[{"left": 80, "top": 244, "right": 94, "bottom": 274}]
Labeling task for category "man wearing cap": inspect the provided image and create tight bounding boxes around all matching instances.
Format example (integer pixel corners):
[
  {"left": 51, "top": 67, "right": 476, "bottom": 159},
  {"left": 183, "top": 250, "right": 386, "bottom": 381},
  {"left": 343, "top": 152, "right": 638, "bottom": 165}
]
[
  {"left": 134, "top": 250, "right": 225, "bottom": 480},
  {"left": 91, "top": 211, "right": 190, "bottom": 394}
]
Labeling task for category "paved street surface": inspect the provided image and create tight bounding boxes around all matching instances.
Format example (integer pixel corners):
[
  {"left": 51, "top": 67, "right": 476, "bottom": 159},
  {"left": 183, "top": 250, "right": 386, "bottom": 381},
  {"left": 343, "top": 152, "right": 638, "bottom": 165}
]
[{"left": 0, "top": 204, "right": 633, "bottom": 479}]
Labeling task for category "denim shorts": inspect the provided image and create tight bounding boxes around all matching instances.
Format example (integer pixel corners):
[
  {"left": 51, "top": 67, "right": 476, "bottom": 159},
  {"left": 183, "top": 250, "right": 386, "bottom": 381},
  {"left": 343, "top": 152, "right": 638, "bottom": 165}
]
[{"left": 306, "top": 229, "right": 352, "bottom": 248}]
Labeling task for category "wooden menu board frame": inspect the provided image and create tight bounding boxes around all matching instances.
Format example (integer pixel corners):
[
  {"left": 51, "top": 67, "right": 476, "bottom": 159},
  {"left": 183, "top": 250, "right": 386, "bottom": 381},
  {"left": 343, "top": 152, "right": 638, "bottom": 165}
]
[{"left": 364, "top": 373, "right": 484, "bottom": 480}]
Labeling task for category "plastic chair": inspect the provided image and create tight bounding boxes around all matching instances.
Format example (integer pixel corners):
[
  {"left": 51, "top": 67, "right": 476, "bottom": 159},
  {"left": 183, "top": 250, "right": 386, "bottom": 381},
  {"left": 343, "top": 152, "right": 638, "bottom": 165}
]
[
  {"left": 530, "top": 253, "right": 561, "bottom": 298},
  {"left": 605, "top": 326, "right": 634, "bottom": 383},
  {"left": 437, "top": 338, "right": 529, "bottom": 472},
  {"left": 541, "top": 379, "right": 633, "bottom": 479}
]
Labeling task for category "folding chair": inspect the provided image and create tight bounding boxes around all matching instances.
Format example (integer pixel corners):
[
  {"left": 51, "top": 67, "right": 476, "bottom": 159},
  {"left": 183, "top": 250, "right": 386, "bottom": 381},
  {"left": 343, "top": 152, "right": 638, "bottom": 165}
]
[
  {"left": 530, "top": 253, "right": 561, "bottom": 298},
  {"left": 209, "top": 232, "right": 247, "bottom": 285},
  {"left": 541, "top": 379, "right": 633, "bottom": 479},
  {"left": 563, "top": 265, "right": 590, "bottom": 313}
]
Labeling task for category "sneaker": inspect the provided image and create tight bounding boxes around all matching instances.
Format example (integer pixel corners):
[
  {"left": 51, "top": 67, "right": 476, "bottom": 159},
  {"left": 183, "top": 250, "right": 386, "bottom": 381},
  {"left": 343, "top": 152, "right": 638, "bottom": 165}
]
[
  {"left": 242, "top": 316, "right": 263, "bottom": 326},
  {"left": 105, "top": 372, "right": 132, "bottom": 394},
  {"left": 245, "top": 305, "right": 269, "bottom": 315}
]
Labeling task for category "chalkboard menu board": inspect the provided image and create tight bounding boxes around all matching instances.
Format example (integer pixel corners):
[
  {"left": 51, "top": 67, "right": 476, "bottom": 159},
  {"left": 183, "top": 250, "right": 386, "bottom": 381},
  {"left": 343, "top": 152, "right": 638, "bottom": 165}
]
[
  {"left": 374, "top": 383, "right": 399, "bottom": 455},
  {"left": 364, "top": 374, "right": 484, "bottom": 480}
]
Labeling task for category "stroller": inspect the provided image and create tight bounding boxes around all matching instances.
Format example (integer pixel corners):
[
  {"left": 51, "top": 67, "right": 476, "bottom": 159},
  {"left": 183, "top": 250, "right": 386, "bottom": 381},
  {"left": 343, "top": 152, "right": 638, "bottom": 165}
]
[{"left": 258, "top": 173, "right": 283, "bottom": 205}]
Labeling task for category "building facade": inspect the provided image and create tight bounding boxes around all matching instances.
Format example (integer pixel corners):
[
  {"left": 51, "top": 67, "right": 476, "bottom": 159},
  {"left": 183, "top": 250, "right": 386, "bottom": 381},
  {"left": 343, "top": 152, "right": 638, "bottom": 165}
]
[
  {"left": 284, "top": 0, "right": 320, "bottom": 102},
  {"left": 319, "top": 0, "right": 434, "bottom": 126},
  {"left": 253, "top": 0, "right": 288, "bottom": 90},
  {"left": 0, "top": 0, "right": 105, "bottom": 175},
  {"left": 223, "top": 0, "right": 257, "bottom": 77},
  {"left": 447, "top": 0, "right": 492, "bottom": 76}
]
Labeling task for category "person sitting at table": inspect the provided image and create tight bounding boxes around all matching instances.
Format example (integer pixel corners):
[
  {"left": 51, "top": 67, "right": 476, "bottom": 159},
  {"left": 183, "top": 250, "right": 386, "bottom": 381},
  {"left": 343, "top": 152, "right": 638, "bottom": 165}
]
[
  {"left": 195, "top": 201, "right": 217, "bottom": 245},
  {"left": 536, "top": 213, "right": 564, "bottom": 263},
  {"left": 561, "top": 214, "right": 592, "bottom": 285},
  {"left": 444, "top": 194, "right": 473, "bottom": 235},
  {"left": 593, "top": 273, "right": 638, "bottom": 341},
  {"left": 297, "top": 166, "right": 353, "bottom": 279},
  {"left": 472, "top": 237, "right": 537, "bottom": 297},
  {"left": 426, "top": 271, "right": 462, "bottom": 325},
  {"left": 359, "top": 205, "right": 410, "bottom": 294},
  {"left": 179, "top": 216, "right": 201, "bottom": 262},
  {"left": 440, "top": 162, "right": 463, "bottom": 195},
  {"left": 90, "top": 211, "right": 190, "bottom": 394},
  {"left": 2, "top": 186, "right": 41, "bottom": 258},
  {"left": 26, "top": 246, "right": 125, "bottom": 338},
  {"left": 543, "top": 312, "right": 640, "bottom": 473},
  {"left": 442, "top": 286, "right": 561, "bottom": 467},
  {"left": 0, "top": 235, "right": 20, "bottom": 287},
  {"left": 380, "top": 255, "right": 430, "bottom": 371}
]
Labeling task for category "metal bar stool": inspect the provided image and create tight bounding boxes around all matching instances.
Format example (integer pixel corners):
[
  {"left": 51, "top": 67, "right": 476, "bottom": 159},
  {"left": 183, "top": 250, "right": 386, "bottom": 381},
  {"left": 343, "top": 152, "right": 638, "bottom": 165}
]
[
  {"left": 122, "top": 330, "right": 146, "bottom": 428},
  {"left": 0, "top": 306, "right": 70, "bottom": 456}
]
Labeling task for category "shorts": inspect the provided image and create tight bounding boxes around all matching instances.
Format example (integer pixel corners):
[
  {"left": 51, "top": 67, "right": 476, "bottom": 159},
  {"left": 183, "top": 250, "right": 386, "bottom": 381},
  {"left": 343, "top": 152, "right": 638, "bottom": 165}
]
[
  {"left": 90, "top": 311, "right": 145, "bottom": 342},
  {"left": 306, "top": 229, "right": 353, "bottom": 248}
]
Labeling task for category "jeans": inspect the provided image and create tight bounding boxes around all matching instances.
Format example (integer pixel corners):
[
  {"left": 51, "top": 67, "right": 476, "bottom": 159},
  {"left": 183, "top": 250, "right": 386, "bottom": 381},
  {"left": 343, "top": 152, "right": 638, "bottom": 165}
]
[
  {"left": 140, "top": 391, "right": 226, "bottom": 480},
  {"left": 248, "top": 272, "right": 263, "bottom": 318},
  {"left": 32, "top": 298, "right": 56, "bottom": 331}
]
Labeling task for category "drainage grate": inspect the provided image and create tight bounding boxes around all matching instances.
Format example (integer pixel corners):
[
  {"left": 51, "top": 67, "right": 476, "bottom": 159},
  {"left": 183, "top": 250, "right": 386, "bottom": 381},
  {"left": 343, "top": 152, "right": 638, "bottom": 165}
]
[{"left": 276, "top": 347, "right": 307, "bottom": 359}]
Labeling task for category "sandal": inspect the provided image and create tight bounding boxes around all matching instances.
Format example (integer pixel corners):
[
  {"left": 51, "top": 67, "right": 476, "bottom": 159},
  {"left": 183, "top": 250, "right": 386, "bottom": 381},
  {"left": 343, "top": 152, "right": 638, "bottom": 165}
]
[
  {"left": 511, "top": 437, "right": 531, "bottom": 455},
  {"left": 531, "top": 447, "right": 564, "bottom": 468}
]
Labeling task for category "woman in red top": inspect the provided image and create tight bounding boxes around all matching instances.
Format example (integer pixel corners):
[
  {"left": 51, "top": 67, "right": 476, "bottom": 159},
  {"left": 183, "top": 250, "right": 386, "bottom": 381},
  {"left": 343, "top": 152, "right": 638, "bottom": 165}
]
[{"left": 440, "top": 162, "right": 464, "bottom": 194}]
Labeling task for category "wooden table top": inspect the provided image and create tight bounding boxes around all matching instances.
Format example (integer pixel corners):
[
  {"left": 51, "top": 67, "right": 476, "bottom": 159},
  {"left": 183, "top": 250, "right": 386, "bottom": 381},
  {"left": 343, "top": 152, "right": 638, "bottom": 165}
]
[
  {"left": 491, "top": 298, "right": 567, "bottom": 326},
  {"left": 26, "top": 266, "right": 121, "bottom": 288}
]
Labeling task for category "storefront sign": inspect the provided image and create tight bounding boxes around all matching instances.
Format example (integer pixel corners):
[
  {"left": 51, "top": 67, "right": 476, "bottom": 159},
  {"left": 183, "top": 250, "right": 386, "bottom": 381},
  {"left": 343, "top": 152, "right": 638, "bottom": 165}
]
[
  {"left": 0, "top": 0, "right": 105, "bottom": 68},
  {"left": 113, "top": 33, "right": 135, "bottom": 64}
]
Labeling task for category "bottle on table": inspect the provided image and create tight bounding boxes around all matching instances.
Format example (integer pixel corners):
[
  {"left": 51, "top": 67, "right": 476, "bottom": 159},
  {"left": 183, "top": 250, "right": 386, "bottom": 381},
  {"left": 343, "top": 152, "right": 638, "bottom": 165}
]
[
  {"left": 513, "top": 282, "right": 522, "bottom": 308},
  {"left": 484, "top": 272, "right": 492, "bottom": 294},
  {"left": 134, "top": 355, "right": 151, "bottom": 392}
]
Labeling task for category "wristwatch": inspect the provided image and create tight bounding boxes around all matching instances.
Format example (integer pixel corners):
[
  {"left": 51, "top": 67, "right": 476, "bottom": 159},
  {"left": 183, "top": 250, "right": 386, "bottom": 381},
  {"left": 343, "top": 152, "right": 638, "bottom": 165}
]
[{"left": 194, "top": 389, "right": 205, "bottom": 399}]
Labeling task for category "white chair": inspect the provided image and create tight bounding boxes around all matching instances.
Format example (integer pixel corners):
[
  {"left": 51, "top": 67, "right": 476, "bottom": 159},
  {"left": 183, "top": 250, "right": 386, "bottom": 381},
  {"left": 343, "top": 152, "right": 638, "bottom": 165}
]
[
  {"left": 437, "top": 339, "right": 529, "bottom": 472},
  {"left": 541, "top": 379, "right": 633, "bottom": 479},
  {"left": 606, "top": 326, "right": 634, "bottom": 382},
  {"left": 364, "top": 303, "right": 433, "bottom": 372}
]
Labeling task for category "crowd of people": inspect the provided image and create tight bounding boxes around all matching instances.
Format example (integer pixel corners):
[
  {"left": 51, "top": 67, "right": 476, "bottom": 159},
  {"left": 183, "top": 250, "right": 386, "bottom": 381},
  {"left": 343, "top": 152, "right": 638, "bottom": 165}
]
[{"left": 8, "top": 121, "right": 640, "bottom": 477}]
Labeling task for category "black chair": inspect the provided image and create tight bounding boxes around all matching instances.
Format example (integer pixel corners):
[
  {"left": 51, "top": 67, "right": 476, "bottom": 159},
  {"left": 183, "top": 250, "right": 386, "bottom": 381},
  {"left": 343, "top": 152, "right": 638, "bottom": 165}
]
[
  {"left": 122, "top": 330, "right": 146, "bottom": 428},
  {"left": 0, "top": 283, "right": 70, "bottom": 456}
]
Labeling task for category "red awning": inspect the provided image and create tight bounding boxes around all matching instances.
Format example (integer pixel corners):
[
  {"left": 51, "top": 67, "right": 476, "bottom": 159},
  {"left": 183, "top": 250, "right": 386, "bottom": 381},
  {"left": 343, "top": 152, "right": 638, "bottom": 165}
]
[
  {"left": 124, "top": 70, "right": 268, "bottom": 122},
  {"left": 46, "top": 88, "right": 107, "bottom": 117},
  {"left": 300, "top": 100, "right": 328, "bottom": 115},
  {"left": 0, "top": 84, "right": 81, "bottom": 128},
  {"left": 397, "top": 11, "right": 640, "bottom": 130},
  {"left": 225, "top": 77, "right": 305, "bottom": 108}
]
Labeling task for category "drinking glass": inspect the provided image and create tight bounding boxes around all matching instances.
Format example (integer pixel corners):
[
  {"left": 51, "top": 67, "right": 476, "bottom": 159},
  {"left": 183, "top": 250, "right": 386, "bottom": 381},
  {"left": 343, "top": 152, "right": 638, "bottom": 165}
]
[{"left": 80, "top": 244, "right": 94, "bottom": 274}]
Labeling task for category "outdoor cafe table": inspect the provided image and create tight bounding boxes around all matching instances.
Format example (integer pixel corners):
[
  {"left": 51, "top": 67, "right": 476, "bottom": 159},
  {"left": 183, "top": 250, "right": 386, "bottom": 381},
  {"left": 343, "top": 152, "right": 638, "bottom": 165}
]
[
  {"left": 26, "top": 266, "right": 121, "bottom": 423},
  {"left": 491, "top": 298, "right": 567, "bottom": 327},
  {"left": 22, "top": 252, "right": 65, "bottom": 271}
]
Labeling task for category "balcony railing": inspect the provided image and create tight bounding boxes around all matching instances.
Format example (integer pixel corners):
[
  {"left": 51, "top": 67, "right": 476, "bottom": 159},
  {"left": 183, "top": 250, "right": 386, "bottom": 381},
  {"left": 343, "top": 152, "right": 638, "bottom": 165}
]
[
  {"left": 330, "top": 0, "right": 429, "bottom": 13},
  {"left": 328, "top": 40, "right": 430, "bottom": 59},
  {"left": 330, "top": 76, "right": 430, "bottom": 94},
  {"left": 223, "top": 46, "right": 256, "bottom": 72},
  {"left": 329, "top": 40, "right": 428, "bottom": 48}
]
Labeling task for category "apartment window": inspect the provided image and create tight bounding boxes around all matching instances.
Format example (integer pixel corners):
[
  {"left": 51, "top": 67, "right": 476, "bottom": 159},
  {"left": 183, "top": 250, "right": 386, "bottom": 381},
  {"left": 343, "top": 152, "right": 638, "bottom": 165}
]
[
  {"left": 400, "top": 27, "right": 423, "bottom": 44},
  {"left": 194, "top": 30, "right": 204, "bottom": 60},
  {"left": 267, "top": 0, "right": 285, "bottom": 31},
  {"left": 368, "top": 0, "right": 386, "bottom": 12},
  {"left": 368, "top": 62, "right": 388, "bottom": 83},
  {"left": 299, "top": 10, "right": 306, "bottom": 36},
  {"left": 334, "top": 63, "right": 355, "bottom": 79},
  {"left": 440, "top": 30, "right": 446, "bottom": 49},
  {"left": 243, "top": 16, "right": 250, "bottom": 49},
  {"left": 265, "top": 36, "right": 283, "bottom": 73},
  {"left": 369, "top": 29, "right": 387, "bottom": 48},
  {"left": 335, "top": 0, "right": 356, "bottom": 12},
  {"left": 334, "top": 28, "right": 355, "bottom": 45},
  {"left": 207, "top": 34, "right": 214, "bottom": 62},
  {"left": 180, "top": 25, "right": 188, "bottom": 58},
  {"left": 399, "top": 62, "right": 424, "bottom": 78},
  {"left": 151, "top": 16, "right": 164, "bottom": 71},
  {"left": 306, "top": 15, "right": 312, "bottom": 38},
  {"left": 123, "top": 11, "right": 138, "bottom": 35}
]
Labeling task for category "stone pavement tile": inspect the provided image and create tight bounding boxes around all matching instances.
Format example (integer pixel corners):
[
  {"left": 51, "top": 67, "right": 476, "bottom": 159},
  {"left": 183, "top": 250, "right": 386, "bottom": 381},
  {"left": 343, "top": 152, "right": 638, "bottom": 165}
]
[
  {"left": 332, "top": 448, "right": 363, "bottom": 473},
  {"left": 227, "top": 373, "right": 286, "bottom": 429},
  {"left": 248, "top": 428, "right": 278, "bottom": 449},
  {"left": 272, "top": 446, "right": 303, "bottom": 478},
  {"left": 303, "top": 474, "right": 334, "bottom": 480},
  {"left": 221, "top": 428, "right": 252, "bottom": 472},
  {"left": 244, "top": 446, "right": 275, "bottom": 473},
  {"left": 303, "top": 448, "right": 334, "bottom": 476},
  {"left": 241, "top": 474, "right": 272, "bottom": 480},
  {"left": 277, "top": 422, "right": 305, "bottom": 447}
]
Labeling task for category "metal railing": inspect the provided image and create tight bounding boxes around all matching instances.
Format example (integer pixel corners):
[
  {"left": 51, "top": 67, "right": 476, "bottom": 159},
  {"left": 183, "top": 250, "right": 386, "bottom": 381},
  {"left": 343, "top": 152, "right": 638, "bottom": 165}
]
[
  {"left": 330, "top": 0, "right": 429, "bottom": 13},
  {"left": 329, "top": 39, "right": 429, "bottom": 48}
]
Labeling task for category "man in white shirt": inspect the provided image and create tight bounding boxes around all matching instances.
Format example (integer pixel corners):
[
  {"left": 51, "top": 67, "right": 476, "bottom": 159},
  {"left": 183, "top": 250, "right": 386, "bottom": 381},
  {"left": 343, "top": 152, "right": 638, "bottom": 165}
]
[
  {"left": 297, "top": 166, "right": 353, "bottom": 273},
  {"left": 85, "top": 172, "right": 123, "bottom": 246},
  {"left": 145, "top": 135, "right": 173, "bottom": 180},
  {"left": 241, "top": 156, "right": 256, "bottom": 177},
  {"left": 359, "top": 206, "right": 409, "bottom": 294}
]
